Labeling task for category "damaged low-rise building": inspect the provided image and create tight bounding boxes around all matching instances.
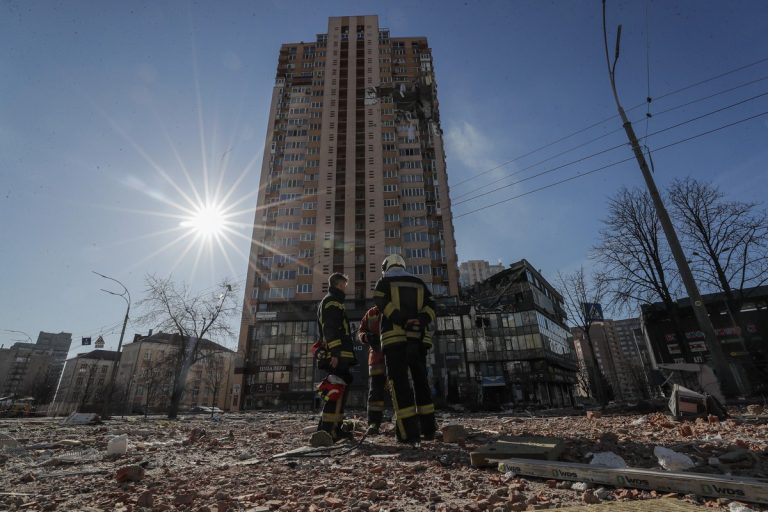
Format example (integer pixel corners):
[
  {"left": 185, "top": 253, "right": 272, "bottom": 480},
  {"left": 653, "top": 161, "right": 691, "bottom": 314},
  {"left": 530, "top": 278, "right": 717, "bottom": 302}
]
[
  {"left": 236, "top": 259, "right": 578, "bottom": 410},
  {"left": 640, "top": 285, "right": 768, "bottom": 397},
  {"left": 459, "top": 259, "right": 578, "bottom": 408}
]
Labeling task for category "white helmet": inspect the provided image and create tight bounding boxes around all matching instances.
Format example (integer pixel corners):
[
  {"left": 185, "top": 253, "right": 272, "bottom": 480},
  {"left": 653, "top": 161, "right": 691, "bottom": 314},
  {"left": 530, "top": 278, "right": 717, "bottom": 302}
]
[{"left": 381, "top": 254, "right": 406, "bottom": 272}]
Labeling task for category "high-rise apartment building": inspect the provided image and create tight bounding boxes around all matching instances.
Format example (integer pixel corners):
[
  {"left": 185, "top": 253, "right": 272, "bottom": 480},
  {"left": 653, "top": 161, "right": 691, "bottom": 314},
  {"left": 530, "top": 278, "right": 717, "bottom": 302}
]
[
  {"left": 459, "top": 259, "right": 506, "bottom": 288},
  {"left": 0, "top": 331, "right": 71, "bottom": 405},
  {"left": 572, "top": 319, "right": 648, "bottom": 402},
  {"left": 236, "top": 16, "right": 459, "bottom": 409}
]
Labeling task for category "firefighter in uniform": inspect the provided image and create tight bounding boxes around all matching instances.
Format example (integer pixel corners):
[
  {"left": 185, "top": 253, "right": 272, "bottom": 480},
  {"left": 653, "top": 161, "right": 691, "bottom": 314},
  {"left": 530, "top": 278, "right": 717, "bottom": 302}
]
[
  {"left": 357, "top": 305, "right": 388, "bottom": 435},
  {"left": 311, "top": 273, "right": 357, "bottom": 446},
  {"left": 374, "top": 254, "right": 437, "bottom": 444}
]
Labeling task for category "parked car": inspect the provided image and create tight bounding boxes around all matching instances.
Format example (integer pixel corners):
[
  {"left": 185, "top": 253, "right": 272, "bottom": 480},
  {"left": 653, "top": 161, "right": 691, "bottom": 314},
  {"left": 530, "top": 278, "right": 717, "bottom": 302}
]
[{"left": 188, "top": 405, "right": 223, "bottom": 414}]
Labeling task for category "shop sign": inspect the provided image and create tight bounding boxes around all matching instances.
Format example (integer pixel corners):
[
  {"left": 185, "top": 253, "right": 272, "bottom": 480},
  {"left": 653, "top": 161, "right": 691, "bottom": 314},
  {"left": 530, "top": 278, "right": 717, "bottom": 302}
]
[{"left": 257, "top": 364, "right": 292, "bottom": 372}]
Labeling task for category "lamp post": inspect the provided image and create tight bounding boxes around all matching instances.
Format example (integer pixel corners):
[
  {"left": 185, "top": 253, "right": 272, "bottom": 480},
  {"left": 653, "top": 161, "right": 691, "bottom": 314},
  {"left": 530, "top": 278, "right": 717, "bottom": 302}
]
[
  {"left": 3, "top": 329, "right": 33, "bottom": 344},
  {"left": 93, "top": 271, "right": 130, "bottom": 419}
]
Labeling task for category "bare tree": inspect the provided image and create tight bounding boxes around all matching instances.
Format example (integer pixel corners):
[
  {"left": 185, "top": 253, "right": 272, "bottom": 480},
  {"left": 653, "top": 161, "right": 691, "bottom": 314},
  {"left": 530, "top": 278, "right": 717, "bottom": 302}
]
[
  {"left": 625, "top": 361, "right": 651, "bottom": 400},
  {"left": 576, "top": 363, "right": 592, "bottom": 398},
  {"left": 202, "top": 349, "right": 227, "bottom": 417},
  {"left": 137, "top": 275, "right": 238, "bottom": 419},
  {"left": 669, "top": 177, "right": 768, "bottom": 334},
  {"left": 140, "top": 353, "right": 174, "bottom": 417},
  {"left": 76, "top": 363, "right": 97, "bottom": 412},
  {"left": 557, "top": 267, "right": 610, "bottom": 405},
  {"left": 593, "top": 187, "right": 693, "bottom": 361}
]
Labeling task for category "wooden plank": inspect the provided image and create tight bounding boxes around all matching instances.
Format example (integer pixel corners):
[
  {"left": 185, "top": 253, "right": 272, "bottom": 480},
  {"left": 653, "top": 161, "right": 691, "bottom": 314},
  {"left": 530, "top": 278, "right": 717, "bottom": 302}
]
[
  {"left": 497, "top": 458, "right": 768, "bottom": 505},
  {"left": 470, "top": 436, "right": 563, "bottom": 467},
  {"left": 556, "top": 499, "right": 704, "bottom": 511}
]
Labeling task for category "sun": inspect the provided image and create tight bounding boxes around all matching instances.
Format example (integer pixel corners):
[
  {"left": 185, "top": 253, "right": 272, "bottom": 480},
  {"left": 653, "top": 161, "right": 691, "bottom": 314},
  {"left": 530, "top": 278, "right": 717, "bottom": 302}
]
[{"left": 180, "top": 203, "right": 228, "bottom": 239}]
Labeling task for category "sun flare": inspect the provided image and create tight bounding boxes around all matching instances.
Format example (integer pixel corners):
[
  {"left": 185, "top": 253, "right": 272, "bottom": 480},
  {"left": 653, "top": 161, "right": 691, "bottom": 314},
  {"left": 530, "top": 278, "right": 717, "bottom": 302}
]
[{"left": 181, "top": 203, "right": 228, "bottom": 238}]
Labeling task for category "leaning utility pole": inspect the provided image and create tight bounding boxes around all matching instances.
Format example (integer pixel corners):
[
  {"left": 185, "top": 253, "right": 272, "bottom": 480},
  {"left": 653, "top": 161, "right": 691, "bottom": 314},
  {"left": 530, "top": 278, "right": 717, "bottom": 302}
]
[{"left": 601, "top": 1, "right": 737, "bottom": 397}]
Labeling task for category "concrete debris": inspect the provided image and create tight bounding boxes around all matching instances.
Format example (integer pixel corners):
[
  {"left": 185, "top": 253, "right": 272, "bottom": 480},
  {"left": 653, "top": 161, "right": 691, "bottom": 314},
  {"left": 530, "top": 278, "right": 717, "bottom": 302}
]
[
  {"left": 589, "top": 451, "right": 628, "bottom": 468},
  {"left": 107, "top": 435, "right": 128, "bottom": 455},
  {"left": 654, "top": 446, "right": 695, "bottom": 471},
  {"left": 1, "top": 407, "right": 766, "bottom": 511},
  {"left": 115, "top": 464, "right": 144, "bottom": 483},
  {"left": 729, "top": 502, "right": 756, "bottom": 512},
  {"left": 63, "top": 412, "right": 101, "bottom": 425},
  {"left": 440, "top": 424, "right": 468, "bottom": 443}
]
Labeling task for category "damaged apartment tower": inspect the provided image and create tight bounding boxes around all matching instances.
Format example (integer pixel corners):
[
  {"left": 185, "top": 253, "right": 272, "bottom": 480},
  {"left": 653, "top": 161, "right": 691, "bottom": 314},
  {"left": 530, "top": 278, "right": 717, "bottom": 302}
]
[{"left": 234, "top": 16, "right": 460, "bottom": 409}]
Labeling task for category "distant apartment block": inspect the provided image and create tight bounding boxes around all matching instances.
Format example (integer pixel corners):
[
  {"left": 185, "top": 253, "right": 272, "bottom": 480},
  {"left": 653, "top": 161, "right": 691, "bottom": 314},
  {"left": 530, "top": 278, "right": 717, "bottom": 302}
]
[
  {"left": 459, "top": 259, "right": 505, "bottom": 288},
  {"left": 0, "top": 331, "right": 71, "bottom": 405},
  {"left": 572, "top": 319, "right": 648, "bottom": 402}
]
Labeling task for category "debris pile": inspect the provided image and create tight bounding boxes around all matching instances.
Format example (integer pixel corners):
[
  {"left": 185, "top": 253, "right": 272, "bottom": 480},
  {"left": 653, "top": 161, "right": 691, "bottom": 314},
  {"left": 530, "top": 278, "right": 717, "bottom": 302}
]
[{"left": 0, "top": 407, "right": 766, "bottom": 510}]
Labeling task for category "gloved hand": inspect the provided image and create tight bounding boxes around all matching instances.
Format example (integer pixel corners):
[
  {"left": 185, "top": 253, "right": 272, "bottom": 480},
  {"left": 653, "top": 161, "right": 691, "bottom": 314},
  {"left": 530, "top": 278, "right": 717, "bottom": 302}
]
[{"left": 405, "top": 318, "right": 424, "bottom": 332}]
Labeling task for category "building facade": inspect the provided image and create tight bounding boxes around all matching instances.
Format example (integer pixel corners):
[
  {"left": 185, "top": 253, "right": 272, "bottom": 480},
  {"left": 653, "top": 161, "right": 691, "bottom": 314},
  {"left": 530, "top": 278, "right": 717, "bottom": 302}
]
[
  {"left": 640, "top": 286, "right": 768, "bottom": 396},
  {"left": 459, "top": 259, "right": 506, "bottom": 289},
  {"left": 49, "top": 350, "right": 119, "bottom": 416},
  {"left": 113, "top": 333, "right": 237, "bottom": 414},
  {"left": 0, "top": 331, "right": 72, "bottom": 405},
  {"left": 236, "top": 15, "right": 460, "bottom": 409}
]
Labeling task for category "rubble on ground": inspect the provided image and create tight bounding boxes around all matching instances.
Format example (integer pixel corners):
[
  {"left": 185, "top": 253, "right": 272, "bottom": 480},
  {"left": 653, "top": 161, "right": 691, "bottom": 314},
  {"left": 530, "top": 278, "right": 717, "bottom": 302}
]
[{"left": 0, "top": 407, "right": 766, "bottom": 511}]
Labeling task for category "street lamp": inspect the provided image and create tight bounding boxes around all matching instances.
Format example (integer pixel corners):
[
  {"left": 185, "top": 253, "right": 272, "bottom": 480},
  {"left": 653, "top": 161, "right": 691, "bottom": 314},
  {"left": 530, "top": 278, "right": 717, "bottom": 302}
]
[
  {"left": 92, "top": 271, "right": 130, "bottom": 419},
  {"left": 3, "top": 329, "right": 33, "bottom": 344}
]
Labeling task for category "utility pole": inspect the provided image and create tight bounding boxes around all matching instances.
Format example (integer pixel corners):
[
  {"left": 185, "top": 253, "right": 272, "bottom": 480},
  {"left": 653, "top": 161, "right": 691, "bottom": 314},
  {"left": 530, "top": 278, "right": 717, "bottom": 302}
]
[
  {"left": 601, "top": 1, "right": 737, "bottom": 397},
  {"left": 93, "top": 271, "right": 131, "bottom": 418}
]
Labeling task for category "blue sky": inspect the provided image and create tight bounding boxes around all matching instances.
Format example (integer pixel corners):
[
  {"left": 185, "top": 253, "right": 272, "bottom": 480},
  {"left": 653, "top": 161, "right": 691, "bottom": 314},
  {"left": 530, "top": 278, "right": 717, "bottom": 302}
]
[{"left": 2, "top": 0, "right": 767, "bottom": 358}]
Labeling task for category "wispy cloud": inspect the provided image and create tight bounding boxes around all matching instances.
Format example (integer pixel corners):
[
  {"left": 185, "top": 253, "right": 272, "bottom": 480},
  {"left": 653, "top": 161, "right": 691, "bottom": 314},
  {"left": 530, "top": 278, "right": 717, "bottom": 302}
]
[{"left": 446, "top": 120, "right": 497, "bottom": 173}]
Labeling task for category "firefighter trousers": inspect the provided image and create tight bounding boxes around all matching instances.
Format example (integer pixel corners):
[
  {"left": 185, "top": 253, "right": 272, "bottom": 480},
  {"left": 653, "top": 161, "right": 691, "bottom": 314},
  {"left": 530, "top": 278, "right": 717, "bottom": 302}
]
[
  {"left": 367, "top": 362, "right": 388, "bottom": 425},
  {"left": 317, "top": 367, "right": 353, "bottom": 438},
  {"left": 383, "top": 342, "right": 436, "bottom": 443}
]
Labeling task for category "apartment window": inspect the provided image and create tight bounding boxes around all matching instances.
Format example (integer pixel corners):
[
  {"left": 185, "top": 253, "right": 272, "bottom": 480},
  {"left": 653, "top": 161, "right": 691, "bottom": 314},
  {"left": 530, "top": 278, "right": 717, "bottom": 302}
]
[
  {"left": 300, "top": 232, "right": 316, "bottom": 241},
  {"left": 299, "top": 248, "right": 314, "bottom": 258},
  {"left": 404, "top": 231, "right": 429, "bottom": 242},
  {"left": 302, "top": 217, "right": 316, "bottom": 225},
  {"left": 268, "top": 287, "right": 296, "bottom": 299},
  {"left": 384, "top": 213, "right": 400, "bottom": 222},
  {"left": 383, "top": 198, "right": 399, "bottom": 207},
  {"left": 297, "top": 284, "right": 313, "bottom": 294},
  {"left": 270, "top": 270, "right": 297, "bottom": 280},
  {"left": 384, "top": 229, "right": 400, "bottom": 238},
  {"left": 407, "top": 265, "right": 430, "bottom": 275},
  {"left": 302, "top": 202, "right": 316, "bottom": 210},
  {"left": 383, "top": 184, "right": 397, "bottom": 193}
]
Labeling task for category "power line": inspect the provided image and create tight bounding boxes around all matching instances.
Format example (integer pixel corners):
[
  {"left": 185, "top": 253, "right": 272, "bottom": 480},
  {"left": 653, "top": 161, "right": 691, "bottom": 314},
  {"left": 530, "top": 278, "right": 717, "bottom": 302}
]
[
  {"left": 453, "top": 90, "right": 768, "bottom": 207},
  {"left": 450, "top": 55, "right": 768, "bottom": 190},
  {"left": 453, "top": 109, "right": 768, "bottom": 219},
  {"left": 453, "top": 75, "right": 768, "bottom": 202}
]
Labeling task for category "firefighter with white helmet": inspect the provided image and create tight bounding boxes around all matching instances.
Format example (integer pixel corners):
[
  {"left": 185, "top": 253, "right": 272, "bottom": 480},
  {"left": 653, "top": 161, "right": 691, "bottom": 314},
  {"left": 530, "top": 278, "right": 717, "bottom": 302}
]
[{"left": 374, "top": 254, "right": 437, "bottom": 445}]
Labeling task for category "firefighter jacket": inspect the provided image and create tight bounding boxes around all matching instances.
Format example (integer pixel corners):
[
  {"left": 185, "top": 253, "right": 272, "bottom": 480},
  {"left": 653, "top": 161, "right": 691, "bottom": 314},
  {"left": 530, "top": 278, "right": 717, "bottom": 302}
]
[
  {"left": 358, "top": 305, "right": 384, "bottom": 367},
  {"left": 317, "top": 287, "right": 356, "bottom": 363},
  {"left": 373, "top": 267, "right": 436, "bottom": 350}
]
